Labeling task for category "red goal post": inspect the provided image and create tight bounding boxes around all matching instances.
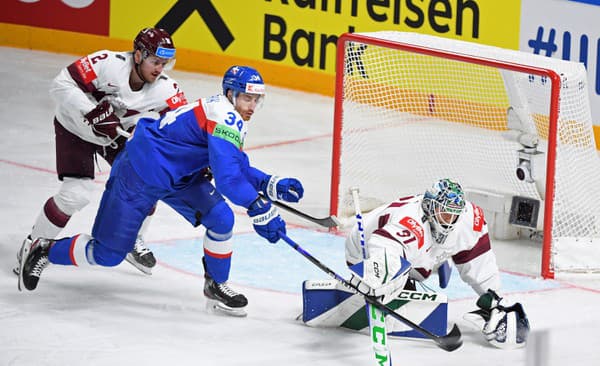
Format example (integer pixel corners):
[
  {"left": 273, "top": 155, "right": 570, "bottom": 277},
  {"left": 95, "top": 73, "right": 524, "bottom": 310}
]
[{"left": 330, "top": 32, "right": 599, "bottom": 279}]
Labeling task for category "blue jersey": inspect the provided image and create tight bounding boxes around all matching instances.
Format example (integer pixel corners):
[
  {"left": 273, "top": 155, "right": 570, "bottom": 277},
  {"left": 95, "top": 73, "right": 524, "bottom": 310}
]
[{"left": 126, "top": 94, "right": 268, "bottom": 208}]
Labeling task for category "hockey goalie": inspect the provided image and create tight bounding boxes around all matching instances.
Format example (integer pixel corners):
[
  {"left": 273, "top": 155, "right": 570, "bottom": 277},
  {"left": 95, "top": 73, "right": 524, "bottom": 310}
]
[{"left": 301, "top": 179, "right": 530, "bottom": 349}]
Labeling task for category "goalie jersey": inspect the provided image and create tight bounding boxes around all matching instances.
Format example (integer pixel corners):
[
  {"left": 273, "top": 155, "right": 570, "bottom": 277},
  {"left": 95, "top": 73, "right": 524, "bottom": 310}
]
[
  {"left": 50, "top": 50, "right": 186, "bottom": 146},
  {"left": 127, "top": 95, "right": 269, "bottom": 208},
  {"left": 345, "top": 195, "right": 500, "bottom": 295}
]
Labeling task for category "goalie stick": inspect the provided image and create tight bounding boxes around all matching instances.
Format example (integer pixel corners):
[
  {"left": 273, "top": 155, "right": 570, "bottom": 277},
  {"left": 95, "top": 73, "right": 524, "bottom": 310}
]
[
  {"left": 351, "top": 187, "right": 392, "bottom": 365},
  {"left": 259, "top": 194, "right": 341, "bottom": 228},
  {"left": 278, "top": 231, "right": 463, "bottom": 352}
]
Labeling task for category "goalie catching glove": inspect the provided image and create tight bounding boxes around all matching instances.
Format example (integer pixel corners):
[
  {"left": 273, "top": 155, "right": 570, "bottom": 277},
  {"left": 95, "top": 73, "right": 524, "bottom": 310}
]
[
  {"left": 466, "top": 289, "right": 530, "bottom": 349},
  {"left": 84, "top": 100, "right": 123, "bottom": 140},
  {"left": 348, "top": 248, "right": 411, "bottom": 304},
  {"left": 261, "top": 175, "right": 304, "bottom": 203}
]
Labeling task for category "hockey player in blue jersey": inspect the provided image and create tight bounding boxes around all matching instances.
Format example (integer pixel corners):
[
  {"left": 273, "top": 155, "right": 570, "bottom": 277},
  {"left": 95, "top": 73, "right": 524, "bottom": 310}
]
[{"left": 17, "top": 65, "right": 304, "bottom": 316}]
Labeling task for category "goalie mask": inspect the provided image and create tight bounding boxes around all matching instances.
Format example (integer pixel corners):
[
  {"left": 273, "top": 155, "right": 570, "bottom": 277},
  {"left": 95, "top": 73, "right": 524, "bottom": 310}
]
[{"left": 422, "top": 178, "right": 465, "bottom": 244}]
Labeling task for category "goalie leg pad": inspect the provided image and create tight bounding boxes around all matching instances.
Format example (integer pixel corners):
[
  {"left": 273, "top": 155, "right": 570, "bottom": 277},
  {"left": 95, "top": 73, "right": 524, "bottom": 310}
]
[
  {"left": 301, "top": 280, "right": 448, "bottom": 338},
  {"left": 302, "top": 280, "right": 359, "bottom": 325}
]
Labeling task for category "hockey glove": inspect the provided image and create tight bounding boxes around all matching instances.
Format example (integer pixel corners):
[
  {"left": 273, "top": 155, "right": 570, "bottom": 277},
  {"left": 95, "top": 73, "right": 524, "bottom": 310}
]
[
  {"left": 247, "top": 198, "right": 286, "bottom": 243},
  {"left": 263, "top": 175, "right": 304, "bottom": 203},
  {"left": 84, "top": 101, "right": 122, "bottom": 140},
  {"left": 466, "top": 289, "right": 530, "bottom": 349},
  {"left": 348, "top": 248, "right": 411, "bottom": 304}
]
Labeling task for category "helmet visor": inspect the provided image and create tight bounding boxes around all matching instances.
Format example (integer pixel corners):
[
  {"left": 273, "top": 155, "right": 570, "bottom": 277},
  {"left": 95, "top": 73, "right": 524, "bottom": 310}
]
[{"left": 141, "top": 47, "right": 176, "bottom": 71}]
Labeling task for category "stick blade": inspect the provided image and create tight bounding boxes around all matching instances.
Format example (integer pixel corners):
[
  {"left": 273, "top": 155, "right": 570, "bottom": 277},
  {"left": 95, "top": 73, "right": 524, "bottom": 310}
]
[
  {"left": 437, "top": 324, "right": 463, "bottom": 352},
  {"left": 319, "top": 215, "right": 341, "bottom": 228}
]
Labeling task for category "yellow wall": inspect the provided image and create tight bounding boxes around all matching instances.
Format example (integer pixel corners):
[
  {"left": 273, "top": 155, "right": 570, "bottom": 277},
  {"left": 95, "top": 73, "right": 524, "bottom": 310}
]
[{"left": 1, "top": 0, "right": 522, "bottom": 97}]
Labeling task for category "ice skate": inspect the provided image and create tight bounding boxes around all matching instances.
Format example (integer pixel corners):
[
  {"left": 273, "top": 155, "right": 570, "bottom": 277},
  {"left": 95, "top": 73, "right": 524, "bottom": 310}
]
[
  {"left": 125, "top": 237, "right": 156, "bottom": 275},
  {"left": 13, "top": 235, "right": 32, "bottom": 276},
  {"left": 204, "top": 276, "right": 248, "bottom": 317},
  {"left": 18, "top": 237, "right": 52, "bottom": 291}
]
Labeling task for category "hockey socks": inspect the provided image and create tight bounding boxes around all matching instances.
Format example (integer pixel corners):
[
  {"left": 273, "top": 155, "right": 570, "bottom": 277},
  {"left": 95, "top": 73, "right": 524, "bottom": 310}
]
[
  {"left": 48, "top": 234, "right": 94, "bottom": 267},
  {"left": 202, "top": 231, "right": 233, "bottom": 283}
]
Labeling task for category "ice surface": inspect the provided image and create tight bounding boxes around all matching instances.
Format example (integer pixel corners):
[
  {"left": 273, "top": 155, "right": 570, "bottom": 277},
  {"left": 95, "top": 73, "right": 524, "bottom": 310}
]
[{"left": 1, "top": 47, "right": 599, "bottom": 366}]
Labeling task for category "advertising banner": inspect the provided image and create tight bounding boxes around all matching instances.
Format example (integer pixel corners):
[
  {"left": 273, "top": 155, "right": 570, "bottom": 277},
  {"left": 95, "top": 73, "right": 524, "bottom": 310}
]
[
  {"left": 110, "top": 0, "right": 521, "bottom": 76},
  {"left": 520, "top": 0, "right": 600, "bottom": 124},
  {"left": 1, "top": 0, "right": 109, "bottom": 36}
]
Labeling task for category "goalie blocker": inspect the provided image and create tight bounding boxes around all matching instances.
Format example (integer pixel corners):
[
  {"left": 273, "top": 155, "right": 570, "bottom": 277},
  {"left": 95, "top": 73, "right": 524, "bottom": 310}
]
[{"left": 301, "top": 279, "right": 448, "bottom": 339}]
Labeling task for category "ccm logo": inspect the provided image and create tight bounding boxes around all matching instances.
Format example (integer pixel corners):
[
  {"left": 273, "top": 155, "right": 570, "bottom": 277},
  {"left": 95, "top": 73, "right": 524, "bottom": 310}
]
[{"left": 372, "top": 261, "right": 381, "bottom": 278}]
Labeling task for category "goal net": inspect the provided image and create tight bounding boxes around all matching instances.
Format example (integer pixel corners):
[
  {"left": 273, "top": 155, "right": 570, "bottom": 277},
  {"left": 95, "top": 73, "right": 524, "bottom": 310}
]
[{"left": 330, "top": 31, "right": 600, "bottom": 278}]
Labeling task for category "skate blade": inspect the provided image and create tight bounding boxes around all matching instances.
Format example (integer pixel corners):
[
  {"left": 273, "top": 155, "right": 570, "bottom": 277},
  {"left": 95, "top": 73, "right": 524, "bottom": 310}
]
[
  {"left": 205, "top": 299, "right": 247, "bottom": 317},
  {"left": 17, "top": 244, "right": 31, "bottom": 291},
  {"left": 125, "top": 256, "right": 152, "bottom": 275}
]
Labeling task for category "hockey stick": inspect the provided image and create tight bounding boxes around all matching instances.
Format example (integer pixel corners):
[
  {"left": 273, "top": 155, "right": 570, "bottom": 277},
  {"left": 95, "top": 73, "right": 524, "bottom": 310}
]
[
  {"left": 351, "top": 187, "right": 392, "bottom": 365},
  {"left": 116, "top": 126, "right": 131, "bottom": 138},
  {"left": 278, "top": 231, "right": 463, "bottom": 352},
  {"left": 259, "top": 194, "right": 341, "bottom": 228}
]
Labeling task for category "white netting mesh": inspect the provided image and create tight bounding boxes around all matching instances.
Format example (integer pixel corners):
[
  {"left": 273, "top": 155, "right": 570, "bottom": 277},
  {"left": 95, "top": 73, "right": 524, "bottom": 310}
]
[{"left": 332, "top": 32, "right": 600, "bottom": 274}]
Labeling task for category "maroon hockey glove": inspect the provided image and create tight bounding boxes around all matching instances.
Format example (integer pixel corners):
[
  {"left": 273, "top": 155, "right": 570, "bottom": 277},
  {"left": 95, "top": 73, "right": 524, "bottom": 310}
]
[{"left": 84, "top": 101, "right": 122, "bottom": 139}]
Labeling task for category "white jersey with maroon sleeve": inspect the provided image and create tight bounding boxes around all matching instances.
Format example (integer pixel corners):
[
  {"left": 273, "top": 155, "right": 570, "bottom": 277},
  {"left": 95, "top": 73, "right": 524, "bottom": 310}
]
[
  {"left": 345, "top": 195, "right": 500, "bottom": 296},
  {"left": 49, "top": 49, "right": 186, "bottom": 146}
]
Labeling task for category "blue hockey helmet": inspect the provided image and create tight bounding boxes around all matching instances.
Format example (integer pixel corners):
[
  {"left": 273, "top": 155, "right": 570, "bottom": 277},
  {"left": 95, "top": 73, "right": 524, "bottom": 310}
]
[{"left": 222, "top": 65, "right": 266, "bottom": 99}]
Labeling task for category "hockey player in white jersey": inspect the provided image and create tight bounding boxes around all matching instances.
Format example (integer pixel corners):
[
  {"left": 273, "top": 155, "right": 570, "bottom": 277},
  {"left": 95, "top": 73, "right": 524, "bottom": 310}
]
[
  {"left": 303, "top": 179, "right": 529, "bottom": 349},
  {"left": 15, "top": 27, "right": 187, "bottom": 275}
]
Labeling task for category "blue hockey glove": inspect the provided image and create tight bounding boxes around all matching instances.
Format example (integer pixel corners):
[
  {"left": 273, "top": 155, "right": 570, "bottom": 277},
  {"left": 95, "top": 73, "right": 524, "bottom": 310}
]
[
  {"left": 263, "top": 175, "right": 304, "bottom": 203},
  {"left": 247, "top": 198, "right": 286, "bottom": 243}
]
